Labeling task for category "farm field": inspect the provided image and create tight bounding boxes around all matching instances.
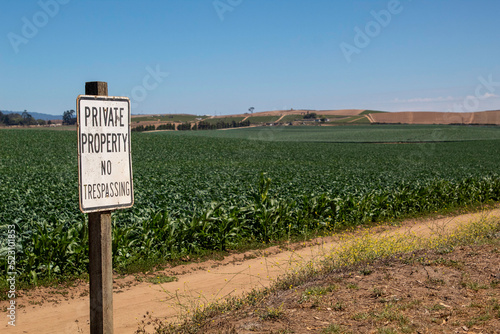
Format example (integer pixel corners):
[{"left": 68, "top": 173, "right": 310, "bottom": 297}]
[
  {"left": 325, "top": 115, "right": 370, "bottom": 124},
  {"left": 369, "top": 109, "right": 500, "bottom": 125},
  {"left": 166, "top": 124, "right": 500, "bottom": 142},
  {"left": 202, "top": 116, "right": 246, "bottom": 124},
  {"left": 1, "top": 125, "right": 500, "bottom": 286},
  {"left": 246, "top": 115, "right": 281, "bottom": 123},
  {"left": 279, "top": 114, "right": 305, "bottom": 123},
  {"left": 131, "top": 114, "right": 207, "bottom": 123}
]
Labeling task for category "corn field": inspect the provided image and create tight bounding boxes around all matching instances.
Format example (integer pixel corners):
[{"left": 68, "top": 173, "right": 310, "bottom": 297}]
[{"left": 1, "top": 125, "right": 500, "bottom": 284}]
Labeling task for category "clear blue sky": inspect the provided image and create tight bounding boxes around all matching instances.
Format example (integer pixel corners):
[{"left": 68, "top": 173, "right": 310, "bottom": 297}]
[{"left": 1, "top": 0, "right": 500, "bottom": 116}]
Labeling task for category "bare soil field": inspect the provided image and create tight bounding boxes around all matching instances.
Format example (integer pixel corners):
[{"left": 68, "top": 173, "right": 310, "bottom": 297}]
[
  {"left": 3, "top": 207, "right": 500, "bottom": 333},
  {"left": 369, "top": 110, "right": 500, "bottom": 125}
]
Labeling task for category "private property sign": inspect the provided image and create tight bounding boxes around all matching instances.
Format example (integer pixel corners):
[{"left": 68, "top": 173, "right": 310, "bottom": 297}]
[{"left": 77, "top": 95, "right": 134, "bottom": 213}]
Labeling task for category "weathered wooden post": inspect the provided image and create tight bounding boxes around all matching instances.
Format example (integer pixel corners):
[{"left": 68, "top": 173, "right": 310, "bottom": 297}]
[
  {"left": 89, "top": 209, "right": 113, "bottom": 334},
  {"left": 86, "top": 82, "right": 113, "bottom": 334},
  {"left": 77, "top": 82, "right": 134, "bottom": 334}
]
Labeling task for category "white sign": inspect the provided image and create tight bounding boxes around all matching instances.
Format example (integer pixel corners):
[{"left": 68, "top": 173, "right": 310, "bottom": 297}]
[{"left": 77, "top": 95, "right": 134, "bottom": 213}]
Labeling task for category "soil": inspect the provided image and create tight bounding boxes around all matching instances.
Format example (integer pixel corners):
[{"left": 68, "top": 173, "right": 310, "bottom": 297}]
[
  {"left": 193, "top": 239, "right": 500, "bottom": 334},
  {"left": 369, "top": 110, "right": 500, "bottom": 125},
  {"left": 2, "top": 208, "right": 500, "bottom": 334}
]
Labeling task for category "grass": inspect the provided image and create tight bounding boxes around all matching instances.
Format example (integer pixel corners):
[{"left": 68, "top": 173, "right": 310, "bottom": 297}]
[
  {"left": 140, "top": 216, "right": 500, "bottom": 333},
  {"left": 462, "top": 280, "right": 489, "bottom": 291},
  {"left": 321, "top": 324, "right": 345, "bottom": 333},
  {"left": 299, "top": 285, "right": 338, "bottom": 304},
  {"left": 260, "top": 303, "right": 285, "bottom": 320},
  {"left": 304, "top": 285, "right": 337, "bottom": 296},
  {"left": 145, "top": 274, "right": 178, "bottom": 285}
]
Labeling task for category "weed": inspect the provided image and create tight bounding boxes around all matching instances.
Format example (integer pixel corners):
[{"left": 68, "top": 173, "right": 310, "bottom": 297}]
[
  {"left": 360, "top": 267, "right": 373, "bottom": 276},
  {"left": 427, "top": 303, "right": 446, "bottom": 311},
  {"left": 304, "top": 285, "right": 336, "bottom": 296},
  {"left": 462, "top": 281, "right": 489, "bottom": 291},
  {"left": 332, "top": 302, "right": 345, "bottom": 311},
  {"left": 261, "top": 303, "right": 285, "bottom": 320},
  {"left": 371, "top": 287, "right": 385, "bottom": 298},
  {"left": 352, "top": 312, "right": 369, "bottom": 320},
  {"left": 427, "top": 278, "right": 446, "bottom": 286},
  {"left": 145, "top": 274, "right": 178, "bottom": 285},
  {"left": 321, "top": 324, "right": 342, "bottom": 333}
]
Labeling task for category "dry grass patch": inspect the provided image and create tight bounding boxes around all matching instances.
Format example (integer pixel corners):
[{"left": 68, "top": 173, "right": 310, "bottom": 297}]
[{"left": 136, "top": 217, "right": 500, "bottom": 333}]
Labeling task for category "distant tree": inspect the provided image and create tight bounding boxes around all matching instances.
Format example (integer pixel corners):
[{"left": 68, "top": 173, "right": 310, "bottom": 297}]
[
  {"left": 157, "top": 123, "right": 176, "bottom": 130},
  {"left": 177, "top": 122, "right": 192, "bottom": 131},
  {"left": 240, "top": 119, "right": 250, "bottom": 127},
  {"left": 63, "top": 109, "right": 76, "bottom": 125},
  {"left": 249, "top": 107, "right": 254, "bottom": 114},
  {"left": 37, "top": 119, "right": 46, "bottom": 126},
  {"left": 132, "top": 125, "right": 145, "bottom": 132},
  {"left": 5, "top": 113, "right": 23, "bottom": 125},
  {"left": 304, "top": 112, "right": 317, "bottom": 119},
  {"left": 21, "top": 110, "right": 36, "bottom": 126}
]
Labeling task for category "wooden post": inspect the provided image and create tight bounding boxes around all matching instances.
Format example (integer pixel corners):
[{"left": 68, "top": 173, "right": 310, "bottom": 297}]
[{"left": 86, "top": 81, "right": 114, "bottom": 334}]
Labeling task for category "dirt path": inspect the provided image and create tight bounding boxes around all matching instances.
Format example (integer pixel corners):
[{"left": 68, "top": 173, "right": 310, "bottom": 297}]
[
  {"left": 347, "top": 115, "right": 369, "bottom": 123},
  {"left": 275, "top": 114, "right": 285, "bottom": 123},
  {"left": 365, "top": 113, "right": 375, "bottom": 123},
  {"left": 3, "top": 207, "right": 500, "bottom": 333}
]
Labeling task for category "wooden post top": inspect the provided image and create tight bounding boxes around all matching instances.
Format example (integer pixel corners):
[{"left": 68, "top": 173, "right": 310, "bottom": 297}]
[{"left": 85, "top": 82, "right": 108, "bottom": 96}]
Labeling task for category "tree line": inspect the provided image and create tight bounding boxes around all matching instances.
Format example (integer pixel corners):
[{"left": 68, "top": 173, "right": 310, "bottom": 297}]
[
  {"left": 132, "top": 119, "right": 251, "bottom": 132},
  {"left": 0, "top": 111, "right": 44, "bottom": 126},
  {"left": 0, "top": 109, "right": 77, "bottom": 126}
]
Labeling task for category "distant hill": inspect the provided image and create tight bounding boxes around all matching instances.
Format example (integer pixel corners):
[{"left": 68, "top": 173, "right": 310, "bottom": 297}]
[
  {"left": 0, "top": 110, "right": 62, "bottom": 121},
  {"left": 368, "top": 110, "right": 500, "bottom": 125}
]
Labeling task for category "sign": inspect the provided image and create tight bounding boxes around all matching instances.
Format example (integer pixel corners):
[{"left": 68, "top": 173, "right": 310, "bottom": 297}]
[{"left": 77, "top": 95, "right": 134, "bottom": 213}]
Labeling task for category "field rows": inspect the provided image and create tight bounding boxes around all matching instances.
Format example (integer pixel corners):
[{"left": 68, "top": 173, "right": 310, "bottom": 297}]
[{"left": 1, "top": 125, "right": 500, "bottom": 284}]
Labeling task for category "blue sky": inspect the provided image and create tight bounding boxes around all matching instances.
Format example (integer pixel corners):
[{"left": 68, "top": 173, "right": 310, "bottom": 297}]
[{"left": 1, "top": 0, "right": 500, "bottom": 116}]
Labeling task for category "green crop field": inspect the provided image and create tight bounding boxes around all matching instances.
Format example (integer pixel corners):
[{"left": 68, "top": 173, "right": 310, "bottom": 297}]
[
  {"left": 2, "top": 125, "right": 500, "bottom": 285},
  {"left": 164, "top": 125, "right": 500, "bottom": 142},
  {"left": 279, "top": 115, "right": 304, "bottom": 123}
]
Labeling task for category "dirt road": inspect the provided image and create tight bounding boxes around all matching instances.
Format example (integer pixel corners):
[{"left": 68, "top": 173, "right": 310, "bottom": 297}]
[{"left": 3, "top": 207, "right": 500, "bottom": 333}]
